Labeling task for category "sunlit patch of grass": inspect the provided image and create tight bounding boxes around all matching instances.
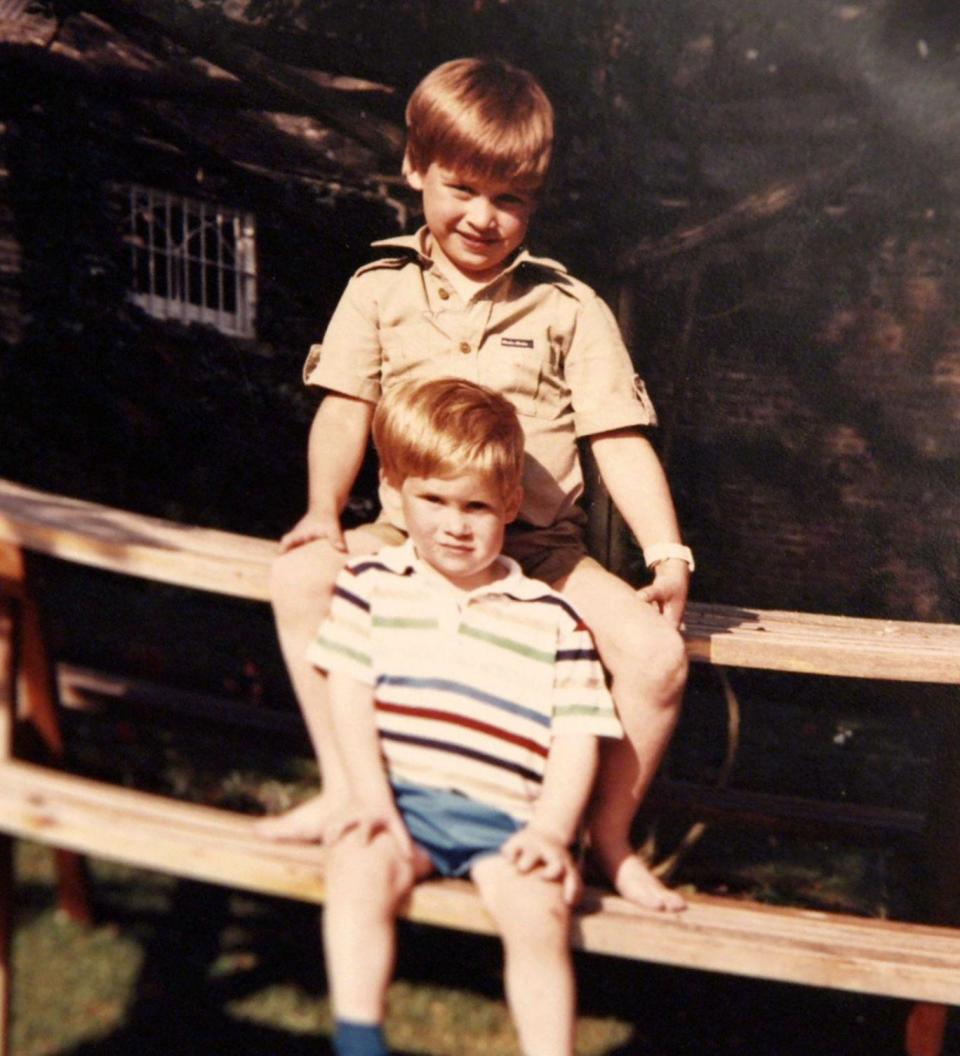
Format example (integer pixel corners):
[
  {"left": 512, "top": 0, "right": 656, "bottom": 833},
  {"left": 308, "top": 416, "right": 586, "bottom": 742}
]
[
  {"left": 385, "top": 981, "right": 633, "bottom": 1055},
  {"left": 224, "top": 960, "right": 633, "bottom": 1055},
  {"left": 227, "top": 981, "right": 333, "bottom": 1036},
  {"left": 13, "top": 902, "right": 142, "bottom": 1055}
]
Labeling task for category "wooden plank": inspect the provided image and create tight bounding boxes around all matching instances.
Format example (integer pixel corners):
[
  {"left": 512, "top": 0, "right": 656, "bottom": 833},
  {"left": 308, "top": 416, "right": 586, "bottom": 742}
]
[
  {"left": 0, "top": 758, "right": 959, "bottom": 1005},
  {"left": 0, "top": 479, "right": 274, "bottom": 601},
  {"left": 57, "top": 663, "right": 303, "bottom": 738},
  {"left": 3, "top": 479, "right": 960, "bottom": 682},
  {"left": 683, "top": 604, "right": 960, "bottom": 683},
  {"left": 647, "top": 778, "right": 925, "bottom": 839}
]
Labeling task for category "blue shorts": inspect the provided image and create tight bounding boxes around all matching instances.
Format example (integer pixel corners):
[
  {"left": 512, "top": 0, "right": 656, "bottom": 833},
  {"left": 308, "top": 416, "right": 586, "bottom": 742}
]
[{"left": 392, "top": 780, "right": 522, "bottom": 878}]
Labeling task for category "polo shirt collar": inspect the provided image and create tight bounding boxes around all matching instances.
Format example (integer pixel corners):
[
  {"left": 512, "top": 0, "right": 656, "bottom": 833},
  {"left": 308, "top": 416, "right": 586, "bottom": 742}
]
[
  {"left": 377, "top": 538, "right": 552, "bottom": 602},
  {"left": 370, "top": 227, "right": 568, "bottom": 281}
]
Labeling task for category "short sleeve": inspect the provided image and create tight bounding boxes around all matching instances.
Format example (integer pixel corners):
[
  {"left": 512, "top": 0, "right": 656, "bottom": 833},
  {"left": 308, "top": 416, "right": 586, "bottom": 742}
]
[
  {"left": 306, "top": 566, "right": 375, "bottom": 684},
  {"left": 565, "top": 294, "right": 658, "bottom": 438},
  {"left": 302, "top": 271, "right": 385, "bottom": 403},
  {"left": 551, "top": 618, "right": 622, "bottom": 739}
]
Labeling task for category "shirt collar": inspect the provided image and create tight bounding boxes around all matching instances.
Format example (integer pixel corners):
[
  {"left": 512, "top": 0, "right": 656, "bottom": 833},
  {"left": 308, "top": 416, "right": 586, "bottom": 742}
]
[
  {"left": 370, "top": 227, "right": 569, "bottom": 283},
  {"left": 377, "top": 537, "right": 552, "bottom": 602}
]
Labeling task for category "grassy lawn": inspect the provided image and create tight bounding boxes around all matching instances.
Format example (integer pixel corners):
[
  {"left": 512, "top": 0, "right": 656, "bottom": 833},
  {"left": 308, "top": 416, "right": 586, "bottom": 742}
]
[{"left": 13, "top": 841, "right": 636, "bottom": 1056}]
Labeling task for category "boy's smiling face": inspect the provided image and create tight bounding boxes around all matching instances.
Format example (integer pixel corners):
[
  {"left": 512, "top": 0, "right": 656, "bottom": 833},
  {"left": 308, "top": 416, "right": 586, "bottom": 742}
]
[
  {"left": 385, "top": 469, "right": 522, "bottom": 591},
  {"left": 405, "top": 161, "right": 537, "bottom": 282}
]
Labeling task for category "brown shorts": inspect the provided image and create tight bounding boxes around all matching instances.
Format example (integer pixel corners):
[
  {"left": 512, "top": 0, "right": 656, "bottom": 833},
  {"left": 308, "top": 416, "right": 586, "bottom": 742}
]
[
  {"left": 361, "top": 511, "right": 589, "bottom": 589},
  {"left": 502, "top": 512, "right": 589, "bottom": 587}
]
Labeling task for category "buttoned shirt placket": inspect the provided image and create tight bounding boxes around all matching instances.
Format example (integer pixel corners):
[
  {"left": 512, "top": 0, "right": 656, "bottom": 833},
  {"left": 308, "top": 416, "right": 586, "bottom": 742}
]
[
  {"left": 409, "top": 547, "right": 506, "bottom": 646},
  {"left": 423, "top": 260, "right": 503, "bottom": 382}
]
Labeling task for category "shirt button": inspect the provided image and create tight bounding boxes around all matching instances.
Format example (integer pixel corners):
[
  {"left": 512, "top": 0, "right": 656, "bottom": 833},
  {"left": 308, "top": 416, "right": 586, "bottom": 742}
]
[
  {"left": 438, "top": 288, "right": 450, "bottom": 300},
  {"left": 459, "top": 341, "right": 471, "bottom": 354}
]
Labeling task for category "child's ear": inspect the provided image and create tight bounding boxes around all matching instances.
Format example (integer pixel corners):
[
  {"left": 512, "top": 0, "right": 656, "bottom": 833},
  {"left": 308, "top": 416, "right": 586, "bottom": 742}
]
[
  {"left": 505, "top": 485, "right": 523, "bottom": 524},
  {"left": 403, "top": 151, "right": 424, "bottom": 191}
]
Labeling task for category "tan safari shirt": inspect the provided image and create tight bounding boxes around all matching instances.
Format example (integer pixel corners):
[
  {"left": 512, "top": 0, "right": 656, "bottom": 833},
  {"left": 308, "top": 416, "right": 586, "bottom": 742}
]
[{"left": 303, "top": 229, "right": 657, "bottom": 529}]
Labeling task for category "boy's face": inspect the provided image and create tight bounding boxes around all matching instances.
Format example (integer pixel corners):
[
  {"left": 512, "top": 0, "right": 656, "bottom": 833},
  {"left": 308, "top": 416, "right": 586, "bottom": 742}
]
[
  {"left": 405, "top": 161, "right": 537, "bottom": 281},
  {"left": 385, "top": 469, "right": 522, "bottom": 591}
]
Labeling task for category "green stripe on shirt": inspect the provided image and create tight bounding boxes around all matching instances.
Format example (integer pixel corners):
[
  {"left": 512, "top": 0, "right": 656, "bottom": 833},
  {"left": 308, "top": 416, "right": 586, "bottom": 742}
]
[
  {"left": 314, "top": 635, "right": 371, "bottom": 668},
  {"left": 554, "top": 703, "right": 613, "bottom": 719},
  {"left": 459, "top": 624, "right": 553, "bottom": 664},
  {"left": 372, "top": 616, "right": 439, "bottom": 630}
]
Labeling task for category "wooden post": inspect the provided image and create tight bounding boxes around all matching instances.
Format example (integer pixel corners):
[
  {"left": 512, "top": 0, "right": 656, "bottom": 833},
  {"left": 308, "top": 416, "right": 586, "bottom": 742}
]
[
  {"left": 0, "top": 542, "right": 91, "bottom": 924},
  {"left": 0, "top": 543, "right": 62, "bottom": 757},
  {"left": 906, "top": 689, "right": 960, "bottom": 1056},
  {"left": 906, "top": 1003, "right": 948, "bottom": 1056}
]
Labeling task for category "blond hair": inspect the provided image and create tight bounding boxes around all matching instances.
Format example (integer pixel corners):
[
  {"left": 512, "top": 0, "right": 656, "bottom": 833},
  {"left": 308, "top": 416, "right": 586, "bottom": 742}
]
[
  {"left": 373, "top": 378, "right": 524, "bottom": 499},
  {"left": 404, "top": 57, "right": 554, "bottom": 191}
]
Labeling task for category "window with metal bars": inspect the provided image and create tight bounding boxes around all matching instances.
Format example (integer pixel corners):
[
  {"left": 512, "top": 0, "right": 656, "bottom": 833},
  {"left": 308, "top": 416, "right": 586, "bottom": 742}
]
[{"left": 125, "top": 185, "right": 257, "bottom": 338}]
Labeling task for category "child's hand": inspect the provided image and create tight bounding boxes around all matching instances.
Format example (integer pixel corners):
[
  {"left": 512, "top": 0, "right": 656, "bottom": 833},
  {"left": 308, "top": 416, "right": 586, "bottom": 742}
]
[
  {"left": 501, "top": 826, "right": 583, "bottom": 905},
  {"left": 279, "top": 509, "right": 346, "bottom": 554},
  {"left": 324, "top": 799, "right": 414, "bottom": 859},
  {"left": 636, "top": 559, "right": 690, "bottom": 629}
]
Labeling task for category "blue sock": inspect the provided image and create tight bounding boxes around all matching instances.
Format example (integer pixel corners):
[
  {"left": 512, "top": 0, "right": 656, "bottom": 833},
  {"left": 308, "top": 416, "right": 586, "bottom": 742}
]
[{"left": 333, "top": 1019, "right": 388, "bottom": 1056}]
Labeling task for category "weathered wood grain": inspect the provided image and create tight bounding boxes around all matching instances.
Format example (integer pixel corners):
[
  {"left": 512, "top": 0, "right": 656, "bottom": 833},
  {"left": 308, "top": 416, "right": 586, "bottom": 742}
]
[{"left": 3, "top": 478, "right": 959, "bottom": 682}]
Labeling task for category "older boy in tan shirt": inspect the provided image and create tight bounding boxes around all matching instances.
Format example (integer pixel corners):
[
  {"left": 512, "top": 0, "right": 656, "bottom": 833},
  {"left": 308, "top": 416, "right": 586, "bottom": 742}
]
[{"left": 260, "top": 56, "right": 692, "bottom": 912}]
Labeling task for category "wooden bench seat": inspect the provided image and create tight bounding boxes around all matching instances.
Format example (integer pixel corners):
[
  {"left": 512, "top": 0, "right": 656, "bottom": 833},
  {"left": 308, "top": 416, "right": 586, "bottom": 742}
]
[
  {"left": 0, "top": 756, "right": 958, "bottom": 1005},
  {"left": 1, "top": 476, "right": 959, "bottom": 1053}
]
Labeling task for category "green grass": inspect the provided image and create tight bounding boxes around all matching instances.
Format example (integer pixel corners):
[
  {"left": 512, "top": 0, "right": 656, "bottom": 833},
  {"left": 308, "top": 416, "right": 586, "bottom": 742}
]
[{"left": 10, "top": 841, "right": 636, "bottom": 1056}]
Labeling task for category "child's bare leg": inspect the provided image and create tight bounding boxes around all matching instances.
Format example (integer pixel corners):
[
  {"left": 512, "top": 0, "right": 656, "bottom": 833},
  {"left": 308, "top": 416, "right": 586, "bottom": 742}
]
[
  {"left": 471, "top": 855, "right": 576, "bottom": 1056},
  {"left": 556, "top": 557, "right": 688, "bottom": 911},
  {"left": 256, "top": 529, "right": 386, "bottom": 841},
  {"left": 323, "top": 831, "right": 432, "bottom": 1025}
]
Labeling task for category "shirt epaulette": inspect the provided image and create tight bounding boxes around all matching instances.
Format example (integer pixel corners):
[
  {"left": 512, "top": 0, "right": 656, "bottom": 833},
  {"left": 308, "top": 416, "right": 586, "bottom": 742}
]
[
  {"left": 351, "top": 233, "right": 427, "bottom": 277},
  {"left": 516, "top": 256, "right": 593, "bottom": 303},
  {"left": 353, "top": 252, "right": 419, "bottom": 278}
]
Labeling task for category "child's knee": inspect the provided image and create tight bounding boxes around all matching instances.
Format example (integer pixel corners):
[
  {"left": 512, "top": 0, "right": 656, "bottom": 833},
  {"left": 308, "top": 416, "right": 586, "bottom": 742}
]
[
  {"left": 514, "top": 900, "right": 570, "bottom": 956},
  {"left": 497, "top": 882, "right": 570, "bottom": 950},
  {"left": 269, "top": 541, "right": 341, "bottom": 622},
  {"left": 327, "top": 835, "right": 415, "bottom": 907},
  {"left": 608, "top": 615, "right": 688, "bottom": 704}
]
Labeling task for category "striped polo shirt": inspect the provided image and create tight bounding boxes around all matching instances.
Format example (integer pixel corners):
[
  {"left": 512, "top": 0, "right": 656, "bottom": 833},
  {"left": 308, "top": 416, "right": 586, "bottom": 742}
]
[{"left": 308, "top": 540, "right": 621, "bottom": 823}]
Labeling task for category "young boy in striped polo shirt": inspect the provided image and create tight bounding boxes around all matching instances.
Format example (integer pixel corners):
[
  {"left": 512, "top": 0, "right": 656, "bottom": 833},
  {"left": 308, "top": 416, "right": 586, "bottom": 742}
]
[{"left": 315, "top": 378, "right": 622, "bottom": 1056}]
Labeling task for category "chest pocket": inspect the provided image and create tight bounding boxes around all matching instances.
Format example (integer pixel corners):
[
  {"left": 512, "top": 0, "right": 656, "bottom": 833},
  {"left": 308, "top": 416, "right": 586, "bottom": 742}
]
[
  {"left": 480, "top": 332, "right": 565, "bottom": 419},
  {"left": 379, "top": 322, "right": 471, "bottom": 391}
]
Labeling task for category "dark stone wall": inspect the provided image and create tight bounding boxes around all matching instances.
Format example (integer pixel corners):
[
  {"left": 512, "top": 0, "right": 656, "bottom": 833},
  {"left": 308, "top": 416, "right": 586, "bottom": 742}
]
[{"left": 628, "top": 213, "right": 960, "bottom": 621}]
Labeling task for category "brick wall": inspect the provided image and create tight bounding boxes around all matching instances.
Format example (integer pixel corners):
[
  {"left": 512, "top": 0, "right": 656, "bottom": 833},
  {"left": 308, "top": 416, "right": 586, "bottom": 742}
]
[{"left": 626, "top": 222, "right": 960, "bottom": 622}]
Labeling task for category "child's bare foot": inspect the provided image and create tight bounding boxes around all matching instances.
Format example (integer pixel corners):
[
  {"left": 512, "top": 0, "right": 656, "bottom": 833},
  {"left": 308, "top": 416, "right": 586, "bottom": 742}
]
[
  {"left": 592, "top": 844, "right": 687, "bottom": 912},
  {"left": 254, "top": 793, "right": 330, "bottom": 843}
]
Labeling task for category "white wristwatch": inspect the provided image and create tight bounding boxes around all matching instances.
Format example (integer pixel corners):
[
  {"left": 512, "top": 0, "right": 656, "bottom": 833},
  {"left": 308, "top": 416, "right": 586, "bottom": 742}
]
[{"left": 643, "top": 542, "right": 695, "bottom": 573}]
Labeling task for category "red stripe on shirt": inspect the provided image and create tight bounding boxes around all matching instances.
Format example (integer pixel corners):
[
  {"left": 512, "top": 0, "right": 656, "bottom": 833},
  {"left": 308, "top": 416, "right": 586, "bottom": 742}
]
[{"left": 375, "top": 699, "right": 549, "bottom": 758}]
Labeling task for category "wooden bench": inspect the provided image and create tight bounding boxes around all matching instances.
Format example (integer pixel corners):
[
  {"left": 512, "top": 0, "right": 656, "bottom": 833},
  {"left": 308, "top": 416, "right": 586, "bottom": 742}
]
[{"left": 1, "top": 477, "right": 959, "bottom": 1055}]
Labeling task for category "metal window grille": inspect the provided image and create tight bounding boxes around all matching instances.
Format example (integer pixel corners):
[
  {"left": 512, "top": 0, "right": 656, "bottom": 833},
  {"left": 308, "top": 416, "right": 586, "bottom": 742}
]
[{"left": 125, "top": 185, "right": 257, "bottom": 338}]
